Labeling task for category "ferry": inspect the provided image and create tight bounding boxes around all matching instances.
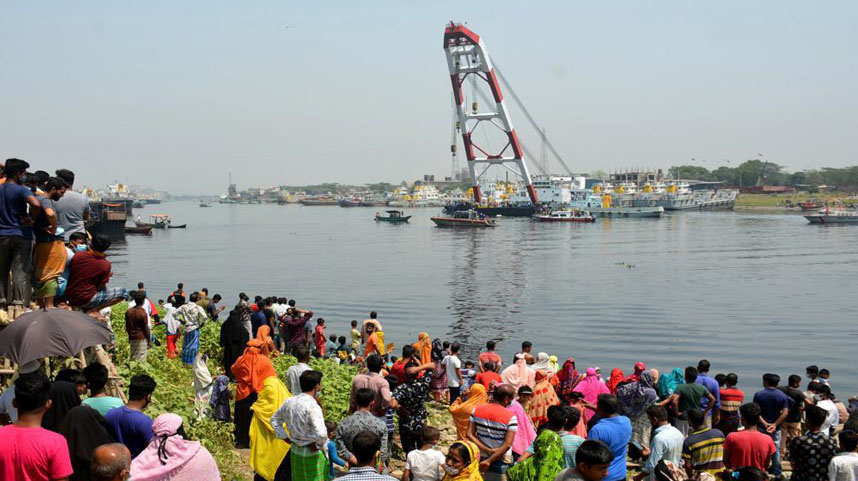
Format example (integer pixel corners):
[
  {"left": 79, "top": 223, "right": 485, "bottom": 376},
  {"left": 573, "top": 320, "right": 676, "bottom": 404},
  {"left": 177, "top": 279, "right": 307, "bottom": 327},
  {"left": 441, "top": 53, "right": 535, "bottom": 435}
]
[
  {"left": 533, "top": 210, "right": 596, "bottom": 223},
  {"left": 805, "top": 207, "right": 858, "bottom": 224},
  {"left": 388, "top": 185, "right": 446, "bottom": 208},
  {"left": 431, "top": 210, "right": 497, "bottom": 228}
]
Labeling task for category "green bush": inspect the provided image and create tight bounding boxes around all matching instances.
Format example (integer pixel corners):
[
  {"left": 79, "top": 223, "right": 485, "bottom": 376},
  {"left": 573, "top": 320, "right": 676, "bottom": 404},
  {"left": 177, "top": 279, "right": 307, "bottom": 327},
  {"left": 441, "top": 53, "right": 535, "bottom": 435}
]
[{"left": 109, "top": 303, "right": 359, "bottom": 480}]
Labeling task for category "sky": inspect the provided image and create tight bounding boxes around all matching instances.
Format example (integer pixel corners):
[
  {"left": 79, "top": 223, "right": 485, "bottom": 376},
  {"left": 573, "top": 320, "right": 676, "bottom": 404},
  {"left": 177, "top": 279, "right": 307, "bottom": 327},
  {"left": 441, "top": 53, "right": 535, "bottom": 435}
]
[{"left": 1, "top": 1, "right": 857, "bottom": 195}]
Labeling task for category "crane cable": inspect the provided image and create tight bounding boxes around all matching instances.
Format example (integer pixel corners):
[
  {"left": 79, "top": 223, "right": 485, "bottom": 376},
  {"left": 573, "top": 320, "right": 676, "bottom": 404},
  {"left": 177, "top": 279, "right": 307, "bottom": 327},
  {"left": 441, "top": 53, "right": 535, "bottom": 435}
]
[{"left": 493, "top": 64, "right": 574, "bottom": 176}]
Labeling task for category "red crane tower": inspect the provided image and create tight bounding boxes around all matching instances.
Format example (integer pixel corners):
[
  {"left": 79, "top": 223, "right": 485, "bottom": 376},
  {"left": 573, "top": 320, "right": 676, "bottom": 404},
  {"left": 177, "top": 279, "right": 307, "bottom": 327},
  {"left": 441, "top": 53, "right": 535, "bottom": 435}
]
[{"left": 443, "top": 22, "right": 538, "bottom": 204}]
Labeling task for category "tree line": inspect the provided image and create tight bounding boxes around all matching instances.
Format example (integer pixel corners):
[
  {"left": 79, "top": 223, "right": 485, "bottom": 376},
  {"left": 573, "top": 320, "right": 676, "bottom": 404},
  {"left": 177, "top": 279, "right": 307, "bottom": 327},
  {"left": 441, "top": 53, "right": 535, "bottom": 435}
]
[{"left": 666, "top": 160, "right": 858, "bottom": 191}]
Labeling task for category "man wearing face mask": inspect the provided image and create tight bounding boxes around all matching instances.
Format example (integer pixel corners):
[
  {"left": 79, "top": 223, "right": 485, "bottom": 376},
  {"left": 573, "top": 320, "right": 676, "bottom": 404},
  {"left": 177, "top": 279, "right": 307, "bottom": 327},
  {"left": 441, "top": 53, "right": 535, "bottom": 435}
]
[
  {"left": 104, "top": 374, "right": 157, "bottom": 459},
  {"left": 56, "top": 231, "right": 89, "bottom": 304},
  {"left": 271, "top": 370, "right": 330, "bottom": 481},
  {"left": 0, "top": 158, "right": 42, "bottom": 316},
  {"left": 32, "top": 176, "right": 69, "bottom": 309}
]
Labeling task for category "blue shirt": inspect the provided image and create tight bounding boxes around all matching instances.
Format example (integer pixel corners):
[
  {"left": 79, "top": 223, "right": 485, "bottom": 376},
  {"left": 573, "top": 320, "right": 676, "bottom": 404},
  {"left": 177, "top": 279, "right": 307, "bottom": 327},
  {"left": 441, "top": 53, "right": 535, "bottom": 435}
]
[
  {"left": 251, "top": 310, "right": 267, "bottom": 337},
  {"left": 696, "top": 374, "right": 721, "bottom": 410},
  {"left": 104, "top": 406, "right": 154, "bottom": 458},
  {"left": 0, "top": 183, "right": 33, "bottom": 237},
  {"left": 327, "top": 439, "right": 347, "bottom": 477},
  {"left": 588, "top": 415, "right": 632, "bottom": 481},
  {"left": 642, "top": 424, "right": 685, "bottom": 480},
  {"left": 753, "top": 387, "right": 793, "bottom": 424}
]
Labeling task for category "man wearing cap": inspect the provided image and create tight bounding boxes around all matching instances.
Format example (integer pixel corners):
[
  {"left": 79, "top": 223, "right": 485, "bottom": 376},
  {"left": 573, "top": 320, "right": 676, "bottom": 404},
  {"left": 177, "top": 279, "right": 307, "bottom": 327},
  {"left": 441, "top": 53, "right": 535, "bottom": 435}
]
[
  {"left": 0, "top": 360, "right": 41, "bottom": 424},
  {"left": 0, "top": 158, "right": 42, "bottom": 315}
]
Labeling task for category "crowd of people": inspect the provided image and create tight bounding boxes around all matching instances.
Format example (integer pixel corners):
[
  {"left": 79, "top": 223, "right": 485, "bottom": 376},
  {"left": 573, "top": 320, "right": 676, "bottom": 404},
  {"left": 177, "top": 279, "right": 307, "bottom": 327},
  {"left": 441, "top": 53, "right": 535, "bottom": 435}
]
[
  {"left": 3, "top": 278, "right": 858, "bottom": 481},
  {"left": 3, "top": 158, "right": 858, "bottom": 481},
  {"left": 0, "top": 158, "right": 130, "bottom": 318}
]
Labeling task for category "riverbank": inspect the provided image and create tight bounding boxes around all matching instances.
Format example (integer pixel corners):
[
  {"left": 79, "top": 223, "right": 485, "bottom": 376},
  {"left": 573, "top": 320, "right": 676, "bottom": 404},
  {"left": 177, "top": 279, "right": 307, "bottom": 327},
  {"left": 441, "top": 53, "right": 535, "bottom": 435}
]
[
  {"left": 736, "top": 192, "right": 857, "bottom": 208},
  {"left": 107, "top": 302, "right": 454, "bottom": 480}
]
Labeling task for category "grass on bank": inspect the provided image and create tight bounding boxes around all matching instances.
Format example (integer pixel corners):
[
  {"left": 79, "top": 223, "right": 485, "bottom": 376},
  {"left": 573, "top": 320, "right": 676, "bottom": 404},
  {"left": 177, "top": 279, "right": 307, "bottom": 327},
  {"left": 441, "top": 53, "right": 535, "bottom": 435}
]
[
  {"left": 108, "top": 302, "right": 361, "bottom": 481},
  {"left": 736, "top": 192, "right": 858, "bottom": 207}
]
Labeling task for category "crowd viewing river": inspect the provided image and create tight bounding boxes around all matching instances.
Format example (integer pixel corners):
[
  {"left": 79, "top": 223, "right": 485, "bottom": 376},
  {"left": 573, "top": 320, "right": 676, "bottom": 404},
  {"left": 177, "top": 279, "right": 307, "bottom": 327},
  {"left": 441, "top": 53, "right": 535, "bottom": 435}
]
[{"left": 113, "top": 201, "right": 858, "bottom": 395}]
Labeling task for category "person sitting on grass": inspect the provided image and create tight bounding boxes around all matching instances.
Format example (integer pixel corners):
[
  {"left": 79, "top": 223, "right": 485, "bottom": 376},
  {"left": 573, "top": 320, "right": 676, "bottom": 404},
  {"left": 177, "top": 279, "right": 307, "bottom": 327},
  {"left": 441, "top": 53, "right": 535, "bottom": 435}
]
[{"left": 66, "top": 233, "right": 129, "bottom": 314}]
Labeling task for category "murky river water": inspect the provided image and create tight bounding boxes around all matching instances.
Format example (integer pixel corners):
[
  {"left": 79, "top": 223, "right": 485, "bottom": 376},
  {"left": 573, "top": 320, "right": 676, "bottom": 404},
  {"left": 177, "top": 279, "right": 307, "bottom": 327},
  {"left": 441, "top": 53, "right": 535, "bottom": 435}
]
[{"left": 110, "top": 202, "right": 858, "bottom": 394}]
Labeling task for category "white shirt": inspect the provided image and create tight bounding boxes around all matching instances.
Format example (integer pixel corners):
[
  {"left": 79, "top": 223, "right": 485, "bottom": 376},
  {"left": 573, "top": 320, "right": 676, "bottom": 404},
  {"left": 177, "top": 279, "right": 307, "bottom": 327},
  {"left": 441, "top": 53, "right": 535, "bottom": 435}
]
[
  {"left": 642, "top": 424, "right": 685, "bottom": 480},
  {"left": 443, "top": 354, "right": 462, "bottom": 388},
  {"left": 162, "top": 303, "right": 180, "bottom": 335},
  {"left": 0, "top": 388, "right": 17, "bottom": 423},
  {"left": 818, "top": 399, "right": 840, "bottom": 434},
  {"left": 270, "top": 393, "right": 327, "bottom": 448},
  {"left": 829, "top": 452, "right": 858, "bottom": 481},
  {"left": 405, "top": 448, "right": 446, "bottom": 481},
  {"left": 287, "top": 363, "right": 311, "bottom": 395}
]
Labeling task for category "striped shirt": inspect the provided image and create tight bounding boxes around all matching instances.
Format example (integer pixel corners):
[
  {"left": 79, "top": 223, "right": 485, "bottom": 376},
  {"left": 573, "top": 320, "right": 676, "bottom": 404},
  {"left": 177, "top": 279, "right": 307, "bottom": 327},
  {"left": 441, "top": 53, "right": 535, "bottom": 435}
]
[
  {"left": 719, "top": 387, "right": 745, "bottom": 415},
  {"left": 683, "top": 427, "right": 726, "bottom": 475},
  {"left": 470, "top": 403, "right": 518, "bottom": 451}
]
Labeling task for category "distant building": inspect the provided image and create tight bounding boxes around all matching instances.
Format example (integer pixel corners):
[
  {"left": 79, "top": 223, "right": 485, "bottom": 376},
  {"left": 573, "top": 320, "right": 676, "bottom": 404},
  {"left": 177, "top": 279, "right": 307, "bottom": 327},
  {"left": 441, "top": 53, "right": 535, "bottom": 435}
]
[{"left": 610, "top": 170, "right": 664, "bottom": 185}]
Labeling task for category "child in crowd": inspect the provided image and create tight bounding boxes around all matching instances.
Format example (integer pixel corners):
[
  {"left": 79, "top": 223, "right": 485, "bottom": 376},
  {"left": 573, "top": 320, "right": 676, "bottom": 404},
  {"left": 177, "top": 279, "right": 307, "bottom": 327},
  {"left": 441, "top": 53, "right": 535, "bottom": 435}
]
[
  {"left": 460, "top": 361, "right": 476, "bottom": 392},
  {"left": 326, "top": 334, "right": 338, "bottom": 357},
  {"left": 314, "top": 318, "right": 327, "bottom": 357},
  {"left": 336, "top": 336, "right": 351, "bottom": 358},
  {"left": 830, "top": 430, "right": 858, "bottom": 481},
  {"left": 385, "top": 375, "right": 399, "bottom": 449},
  {"left": 325, "top": 421, "right": 348, "bottom": 478},
  {"left": 820, "top": 368, "right": 831, "bottom": 386},
  {"left": 350, "top": 320, "right": 361, "bottom": 350},
  {"left": 555, "top": 440, "right": 615, "bottom": 481},
  {"left": 402, "top": 426, "right": 445, "bottom": 481}
]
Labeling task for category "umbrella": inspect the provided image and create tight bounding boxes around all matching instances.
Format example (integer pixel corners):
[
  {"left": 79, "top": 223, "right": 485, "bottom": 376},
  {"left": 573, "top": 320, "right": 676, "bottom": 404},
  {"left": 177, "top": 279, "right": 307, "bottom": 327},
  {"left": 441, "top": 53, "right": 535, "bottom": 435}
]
[{"left": 0, "top": 308, "right": 113, "bottom": 365}]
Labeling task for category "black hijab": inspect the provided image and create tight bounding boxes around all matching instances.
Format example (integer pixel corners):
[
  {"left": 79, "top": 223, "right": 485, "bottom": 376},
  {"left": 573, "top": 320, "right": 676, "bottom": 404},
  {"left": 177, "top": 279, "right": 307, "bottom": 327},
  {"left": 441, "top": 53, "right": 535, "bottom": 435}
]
[
  {"left": 58, "top": 405, "right": 114, "bottom": 481},
  {"left": 41, "top": 380, "right": 81, "bottom": 432},
  {"left": 220, "top": 308, "right": 250, "bottom": 379}
]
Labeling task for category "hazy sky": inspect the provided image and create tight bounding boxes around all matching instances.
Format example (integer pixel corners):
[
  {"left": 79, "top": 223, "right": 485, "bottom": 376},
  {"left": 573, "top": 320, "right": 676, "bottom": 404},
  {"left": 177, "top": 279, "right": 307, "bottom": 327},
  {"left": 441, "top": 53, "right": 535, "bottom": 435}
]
[{"left": 2, "top": 1, "right": 856, "bottom": 194}]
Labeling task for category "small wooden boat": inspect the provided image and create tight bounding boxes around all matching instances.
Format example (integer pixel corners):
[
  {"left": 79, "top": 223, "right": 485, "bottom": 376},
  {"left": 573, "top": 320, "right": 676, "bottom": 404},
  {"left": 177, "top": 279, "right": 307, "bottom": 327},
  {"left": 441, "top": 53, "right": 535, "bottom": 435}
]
[
  {"left": 199, "top": 202, "right": 212, "bottom": 208},
  {"left": 167, "top": 224, "right": 187, "bottom": 229},
  {"left": 532, "top": 210, "right": 596, "bottom": 223},
  {"left": 149, "top": 214, "right": 172, "bottom": 228},
  {"left": 134, "top": 222, "right": 154, "bottom": 228},
  {"left": 431, "top": 210, "right": 497, "bottom": 228},
  {"left": 799, "top": 201, "right": 823, "bottom": 211},
  {"left": 375, "top": 210, "right": 411, "bottom": 223},
  {"left": 125, "top": 225, "right": 153, "bottom": 234}
]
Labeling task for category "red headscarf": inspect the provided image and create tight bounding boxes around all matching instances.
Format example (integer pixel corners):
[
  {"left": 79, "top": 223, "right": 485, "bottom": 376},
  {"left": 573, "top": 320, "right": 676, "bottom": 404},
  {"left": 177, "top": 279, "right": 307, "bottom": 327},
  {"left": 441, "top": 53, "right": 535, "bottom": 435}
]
[
  {"left": 557, "top": 358, "right": 582, "bottom": 399},
  {"left": 625, "top": 362, "right": 646, "bottom": 383},
  {"left": 231, "top": 340, "right": 277, "bottom": 400},
  {"left": 606, "top": 368, "right": 625, "bottom": 395}
]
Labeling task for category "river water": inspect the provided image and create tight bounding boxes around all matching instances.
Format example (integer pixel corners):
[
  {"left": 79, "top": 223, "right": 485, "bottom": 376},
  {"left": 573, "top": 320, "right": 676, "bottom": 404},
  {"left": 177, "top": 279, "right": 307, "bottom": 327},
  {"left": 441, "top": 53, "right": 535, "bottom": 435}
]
[{"left": 111, "top": 202, "right": 858, "bottom": 395}]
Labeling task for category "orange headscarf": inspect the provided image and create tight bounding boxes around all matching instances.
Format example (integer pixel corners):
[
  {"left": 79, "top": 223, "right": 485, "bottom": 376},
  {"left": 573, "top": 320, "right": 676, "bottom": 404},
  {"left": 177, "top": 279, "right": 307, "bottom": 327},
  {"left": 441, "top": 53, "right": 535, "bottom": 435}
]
[
  {"left": 525, "top": 371, "right": 560, "bottom": 428},
  {"left": 449, "top": 383, "right": 488, "bottom": 440},
  {"left": 231, "top": 340, "right": 277, "bottom": 401},
  {"left": 256, "top": 325, "right": 277, "bottom": 357},
  {"left": 413, "top": 332, "right": 432, "bottom": 365}
]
